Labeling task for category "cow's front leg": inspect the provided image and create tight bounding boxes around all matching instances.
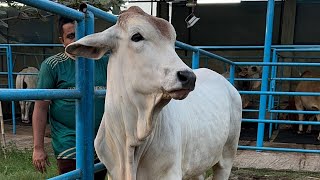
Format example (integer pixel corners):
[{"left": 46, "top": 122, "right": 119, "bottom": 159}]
[
  {"left": 297, "top": 113, "right": 304, "bottom": 134},
  {"left": 23, "top": 101, "right": 32, "bottom": 123},
  {"left": 19, "top": 101, "right": 25, "bottom": 122},
  {"left": 316, "top": 115, "right": 320, "bottom": 141},
  {"left": 126, "top": 146, "right": 137, "bottom": 180}
]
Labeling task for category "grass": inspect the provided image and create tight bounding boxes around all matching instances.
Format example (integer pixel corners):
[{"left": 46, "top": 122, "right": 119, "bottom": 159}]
[
  {"left": 0, "top": 143, "right": 57, "bottom": 180},
  {"left": 1, "top": 143, "right": 320, "bottom": 180}
]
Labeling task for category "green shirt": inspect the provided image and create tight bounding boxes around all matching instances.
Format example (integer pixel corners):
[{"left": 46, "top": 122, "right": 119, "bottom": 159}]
[{"left": 37, "top": 52, "right": 107, "bottom": 159}]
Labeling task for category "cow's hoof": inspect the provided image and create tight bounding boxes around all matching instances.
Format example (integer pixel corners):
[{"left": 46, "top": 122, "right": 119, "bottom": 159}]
[
  {"left": 22, "top": 119, "right": 31, "bottom": 124},
  {"left": 297, "top": 131, "right": 304, "bottom": 134},
  {"left": 306, "top": 130, "right": 312, "bottom": 134}
]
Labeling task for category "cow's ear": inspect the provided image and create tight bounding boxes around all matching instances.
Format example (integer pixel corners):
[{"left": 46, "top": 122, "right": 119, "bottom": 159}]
[{"left": 65, "top": 25, "right": 118, "bottom": 60}]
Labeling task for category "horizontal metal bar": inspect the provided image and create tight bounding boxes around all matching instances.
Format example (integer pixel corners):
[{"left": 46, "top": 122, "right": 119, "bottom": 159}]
[
  {"left": 235, "top": 62, "right": 320, "bottom": 66},
  {"left": 276, "top": 48, "right": 320, "bottom": 52},
  {"left": 12, "top": 73, "right": 38, "bottom": 75},
  {"left": 86, "top": 4, "right": 118, "bottom": 24},
  {"left": 238, "top": 146, "right": 320, "bottom": 154},
  {"left": 0, "top": 89, "right": 82, "bottom": 101},
  {"left": 225, "top": 78, "right": 262, "bottom": 81},
  {"left": 242, "top": 118, "right": 320, "bottom": 125},
  {"left": 198, "top": 49, "right": 235, "bottom": 64},
  {"left": 195, "top": 45, "right": 320, "bottom": 50},
  {"left": 48, "top": 169, "right": 81, "bottom": 180},
  {"left": 243, "top": 109, "right": 259, "bottom": 112},
  {"left": 271, "top": 77, "right": 320, "bottom": 81},
  {"left": 94, "top": 162, "right": 106, "bottom": 173},
  {"left": 239, "top": 91, "right": 320, "bottom": 96},
  {"left": 175, "top": 41, "right": 235, "bottom": 64},
  {"left": 269, "top": 109, "right": 320, "bottom": 114},
  {"left": 14, "top": 0, "right": 84, "bottom": 21},
  {"left": 0, "top": 44, "right": 63, "bottom": 47},
  {"left": 94, "top": 90, "right": 106, "bottom": 97}
]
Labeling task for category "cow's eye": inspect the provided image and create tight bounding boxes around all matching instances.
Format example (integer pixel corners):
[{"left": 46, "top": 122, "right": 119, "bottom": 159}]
[
  {"left": 131, "top": 33, "right": 144, "bottom": 42},
  {"left": 251, "top": 66, "right": 257, "bottom": 72}
]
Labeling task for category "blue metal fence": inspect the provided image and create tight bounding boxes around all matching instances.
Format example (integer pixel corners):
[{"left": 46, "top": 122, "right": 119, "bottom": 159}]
[{"left": 0, "top": 0, "right": 319, "bottom": 179}]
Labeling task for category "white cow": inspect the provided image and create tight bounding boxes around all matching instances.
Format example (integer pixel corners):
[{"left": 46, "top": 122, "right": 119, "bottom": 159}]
[
  {"left": 66, "top": 6, "right": 242, "bottom": 180},
  {"left": 15, "top": 67, "right": 39, "bottom": 123}
]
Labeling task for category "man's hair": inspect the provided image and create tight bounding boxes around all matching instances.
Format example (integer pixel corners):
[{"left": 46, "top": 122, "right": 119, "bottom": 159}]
[{"left": 58, "top": 16, "right": 75, "bottom": 37}]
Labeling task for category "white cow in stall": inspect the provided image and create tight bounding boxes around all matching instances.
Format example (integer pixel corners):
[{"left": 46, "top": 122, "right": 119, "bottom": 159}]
[
  {"left": 15, "top": 67, "right": 39, "bottom": 123},
  {"left": 66, "top": 6, "right": 242, "bottom": 180}
]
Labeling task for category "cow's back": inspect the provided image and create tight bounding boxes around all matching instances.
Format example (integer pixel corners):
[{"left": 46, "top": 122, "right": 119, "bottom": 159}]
[
  {"left": 139, "top": 68, "right": 242, "bottom": 179},
  {"left": 295, "top": 71, "right": 320, "bottom": 110}
]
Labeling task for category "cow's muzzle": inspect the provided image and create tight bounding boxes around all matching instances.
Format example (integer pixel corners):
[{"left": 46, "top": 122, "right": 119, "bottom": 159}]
[{"left": 177, "top": 70, "right": 196, "bottom": 90}]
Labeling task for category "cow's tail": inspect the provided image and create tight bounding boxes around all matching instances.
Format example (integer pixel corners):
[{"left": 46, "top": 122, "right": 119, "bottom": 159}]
[{"left": 15, "top": 74, "right": 25, "bottom": 89}]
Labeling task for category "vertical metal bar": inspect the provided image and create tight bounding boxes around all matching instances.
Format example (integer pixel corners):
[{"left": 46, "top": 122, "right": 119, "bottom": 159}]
[
  {"left": 76, "top": 10, "right": 95, "bottom": 179},
  {"left": 192, "top": 50, "right": 200, "bottom": 69},
  {"left": 6, "top": 46, "right": 16, "bottom": 134},
  {"left": 75, "top": 19, "right": 86, "bottom": 179},
  {"left": 84, "top": 10, "right": 95, "bottom": 180},
  {"left": 229, "top": 64, "right": 235, "bottom": 85},
  {"left": 268, "top": 49, "right": 278, "bottom": 139},
  {"left": 257, "top": 0, "right": 275, "bottom": 148}
]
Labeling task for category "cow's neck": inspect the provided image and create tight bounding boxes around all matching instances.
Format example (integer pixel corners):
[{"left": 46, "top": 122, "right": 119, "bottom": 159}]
[{"left": 105, "top": 55, "right": 170, "bottom": 180}]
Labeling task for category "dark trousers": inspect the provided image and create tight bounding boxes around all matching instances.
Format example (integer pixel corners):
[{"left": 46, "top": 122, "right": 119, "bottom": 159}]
[{"left": 57, "top": 159, "right": 107, "bottom": 180}]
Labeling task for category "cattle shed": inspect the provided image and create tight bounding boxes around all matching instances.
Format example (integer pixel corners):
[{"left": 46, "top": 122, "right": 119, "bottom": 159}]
[{"left": 0, "top": 0, "right": 320, "bottom": 179}]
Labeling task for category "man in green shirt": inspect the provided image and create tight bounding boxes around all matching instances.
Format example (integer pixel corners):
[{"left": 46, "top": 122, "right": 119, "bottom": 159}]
[{"left": 32, "top": 17, "right": 107, "bottom": 179}]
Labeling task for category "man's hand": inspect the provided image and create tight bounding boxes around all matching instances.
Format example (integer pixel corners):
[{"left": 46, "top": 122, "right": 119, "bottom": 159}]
[{"left": 33, "top": 148, "right": 50, "bottom": 173}]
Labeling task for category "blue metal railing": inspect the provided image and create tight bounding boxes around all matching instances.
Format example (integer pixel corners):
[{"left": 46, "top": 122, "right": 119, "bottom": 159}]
[
  {"left": 1, "top": 0, "right": 320, "bottom": 179},
  {"left": 0, "top": 44, "right": 63, "bottom": 134}
]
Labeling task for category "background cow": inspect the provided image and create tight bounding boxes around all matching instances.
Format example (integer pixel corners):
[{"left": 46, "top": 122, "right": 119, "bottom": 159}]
[
  {"left": 294, "top": 70, "right": 320, "bottom": 140},
  {"left": 66, "top": 6, "right": 242, "bottom": 180},
  {"left": 222, "top": 65, "right": 261, "bottom": 109},
  {"left": 15, "top": 67, "right": 39, "bottom": 124}
]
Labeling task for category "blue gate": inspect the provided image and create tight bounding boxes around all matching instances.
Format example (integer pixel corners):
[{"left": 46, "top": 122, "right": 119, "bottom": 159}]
[{"left": 1, "top": 0, "right": 319, "bottom": 179}]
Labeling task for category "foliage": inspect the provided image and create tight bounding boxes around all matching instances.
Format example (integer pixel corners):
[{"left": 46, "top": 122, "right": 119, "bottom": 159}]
[
  {"left": 57, "top": 0, "right": 127, "bottom": 15},
  {"left": 0, "top": 0, "right": 127, "bottom": 42}
]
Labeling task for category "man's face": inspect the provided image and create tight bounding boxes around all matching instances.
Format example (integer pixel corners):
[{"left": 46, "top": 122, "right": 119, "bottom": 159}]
[{"left": 59, "top": 23, "right": 75, "bottom": 47}]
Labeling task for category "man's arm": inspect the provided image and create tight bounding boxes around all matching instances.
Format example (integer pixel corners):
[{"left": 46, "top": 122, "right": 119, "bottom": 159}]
[{"left": 32, "top": 100, "right": 51, "bottom": 173}]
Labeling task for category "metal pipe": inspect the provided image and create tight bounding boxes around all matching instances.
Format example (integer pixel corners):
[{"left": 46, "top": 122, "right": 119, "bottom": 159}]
[
  {"left": 94, "top": 90, "right": 106, "bottom": 97},
  {"left": 238, "top": 146, "right": 320, "bottom": 154},
  {"left": 271, "top": 77, "right": 320, "bottom": 81},
  {"left": 48, "top": 169, "right": 81, "bottom": 180},
  {"left": 269, "top": 109, "right": 320, "bottom": 115},
  {"left": 175, "top": 41, "right": 235, "bottom": 64},
  {"left": 75, "top": 9, "right": 96, "bottom": 179},
  {"left": 6, "top": 46, "right": 17, "bottom": 134},
  {"left": 235, "top": 62, "right": 320, "bottom": 66},
  {"left": 192, "top": 51, "right": 200, "bottom": 69},
  {"left": 75, "top": 16, "right": 86, "bottom": 179},
  {"left": 94, "top": 162, "right": 106, "bottom": 173},
  {"left": 195, "top": 45, "right": 320, "bottom": 49},
  {"left": 0, "top": 44, "right": 63, "bottom": 47},
  {"left": 0, "top": 89, "right": 82, "bottom": 101},
  {"left": 86, "top": 4, "right": 118, "bottom": 24},
  {"left": 242, "top": 119, "right": 320, "bottom": 125},
  {"left": 256, "top": 0, "right": 275, "bottom": 148},
  {"left": 229, "top": 64, "right": 236, "bottom": 85},
  {"left": 239, "top": 90, "right": 320, "bottom": 96},
  {"left": 14, "top": 0, "right": 84, "bottom": 21},
  {"left": 268, "top": 49, "right": 278, "bottom": 138}
]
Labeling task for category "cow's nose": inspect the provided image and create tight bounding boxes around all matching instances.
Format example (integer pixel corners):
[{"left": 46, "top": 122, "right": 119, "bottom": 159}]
[{"left": 177, "top": 70, "right": 196, "bottom": 90}]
